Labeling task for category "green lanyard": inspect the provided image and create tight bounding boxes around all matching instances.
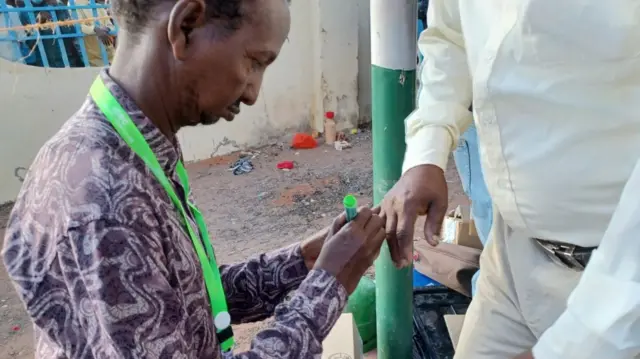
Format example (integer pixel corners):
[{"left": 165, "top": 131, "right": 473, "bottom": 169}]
[{"left": 89, "top": 77, "right": 234, "bottom": 352}]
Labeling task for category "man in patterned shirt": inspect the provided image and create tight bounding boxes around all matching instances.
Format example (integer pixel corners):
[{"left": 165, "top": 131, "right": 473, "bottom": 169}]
[{"left": 1, "top": 0, "right": 387, "bottom": 358}]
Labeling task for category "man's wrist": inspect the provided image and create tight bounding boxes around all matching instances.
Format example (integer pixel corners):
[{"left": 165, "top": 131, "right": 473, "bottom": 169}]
[
  {"left": 286, "top": 269, "right": 348, "bottom": 338},
  {"left": 402, "top": 126, "right": 452, "bottom": 174}
]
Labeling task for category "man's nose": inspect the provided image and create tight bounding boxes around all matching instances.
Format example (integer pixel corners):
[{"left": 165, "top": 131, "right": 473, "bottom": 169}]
[
  {"left": 241, "top": 86, "right": 258, "bottom": 106},
  {"left": 242, "top": 74, "right": 264, "bottom": 106}
]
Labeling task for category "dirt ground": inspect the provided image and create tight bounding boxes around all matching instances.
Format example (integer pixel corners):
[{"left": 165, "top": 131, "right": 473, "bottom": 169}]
[{"left": 0, "top": 130, "right": 467, "bottom": 357}]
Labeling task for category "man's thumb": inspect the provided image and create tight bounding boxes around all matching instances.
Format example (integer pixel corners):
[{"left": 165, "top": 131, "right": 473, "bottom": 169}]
[
  {"left": 424, "top": 202, "right": 446, "bottom": 246},
  {"left": 332, "top": 212, "right": 347, "bottom": 233}
]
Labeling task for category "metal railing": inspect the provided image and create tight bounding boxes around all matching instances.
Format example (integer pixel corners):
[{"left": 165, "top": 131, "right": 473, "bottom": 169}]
[{"left": 0, "top": 0, "right": 118, "bottom": 67}]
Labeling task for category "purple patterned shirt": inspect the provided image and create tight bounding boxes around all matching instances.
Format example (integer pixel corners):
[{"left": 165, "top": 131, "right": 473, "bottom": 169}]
[{"left": 2, "top": 70, "right": 347, "bottom": 359}]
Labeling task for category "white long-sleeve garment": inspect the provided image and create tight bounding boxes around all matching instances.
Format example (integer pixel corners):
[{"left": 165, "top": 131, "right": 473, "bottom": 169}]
[{"left": 404, "top": 0, "right": 640, "bottom": 357}]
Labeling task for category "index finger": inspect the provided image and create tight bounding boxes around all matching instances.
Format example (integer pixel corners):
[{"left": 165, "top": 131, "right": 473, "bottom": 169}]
[
  {"left": 352, "top": 206, "right": 373, "bottom": 228},
  {"left": 380, "top": 203, "right": 400, "bottom": 266},
  {"left": 331, "top": 211, "right": 347, "bottom": 233},
  {"left": 425, "top": 200, "right": 447, "bottom": 246},
  {"left": 395, "top": 205, "right": 418, "bottom": 267}
]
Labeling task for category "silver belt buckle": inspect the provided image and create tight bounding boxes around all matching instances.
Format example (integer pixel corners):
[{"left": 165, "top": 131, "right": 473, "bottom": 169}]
[{"left": 537, "top": 240, "right": 585, "bottom": 271}]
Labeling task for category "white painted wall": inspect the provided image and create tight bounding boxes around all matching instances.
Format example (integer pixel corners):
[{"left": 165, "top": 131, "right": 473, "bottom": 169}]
[
  {"left": 314, "top": 0, "right": 360, "bottom": 131},
  {"left": 357, "top": 0, "right": 372, "bottom": 123},
  {"left": 0, "top": 0, "right": 368, "bottom": 204}
]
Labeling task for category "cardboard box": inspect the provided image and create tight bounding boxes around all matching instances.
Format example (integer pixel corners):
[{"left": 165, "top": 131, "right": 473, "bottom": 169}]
[
  {"left": 444, "top": 314, "right": 466, "bottom": 350},
  {"left": 322, "top": 313, "right": 364, "bottom": 359},
  {"left": 441, "top": 205, "right": 483, "bottom": 250}
]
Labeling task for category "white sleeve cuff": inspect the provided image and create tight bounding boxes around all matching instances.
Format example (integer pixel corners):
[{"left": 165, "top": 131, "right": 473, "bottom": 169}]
[
  {"left": 402, "top": 125, "right": 453, "bottom": 174},
  {"left": 533, "top": 248, "right": 640, "bottom": 359},
  {"left": 533, "top": 309, "right": 622, "bottom": 359}
]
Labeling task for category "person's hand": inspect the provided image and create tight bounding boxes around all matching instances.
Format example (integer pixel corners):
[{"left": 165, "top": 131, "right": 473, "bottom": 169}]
[
  {"left": 300, "top": 206, "right": 382, "bottom": 269},
  {"left": 36, "top": 11, "right": 51, "bottom": 24},
  {"left": 380, "top": 164, "right": 448, "bottom": 268},
  {"left": 313, "top": 207, "right": 386, "bottom": 294},
  {"left": 94, "top": 26, "right": 113, "bottom": 46},
  {"left": 300, "top": 226, "right": 331, "bottom": 270}
]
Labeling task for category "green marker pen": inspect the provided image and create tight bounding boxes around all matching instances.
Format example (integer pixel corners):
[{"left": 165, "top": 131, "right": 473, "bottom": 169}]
[{"left": 343, "top": 194, "right": 358, "bottom": 222}]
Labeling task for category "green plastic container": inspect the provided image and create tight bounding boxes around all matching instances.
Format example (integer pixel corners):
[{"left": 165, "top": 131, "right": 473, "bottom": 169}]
[{"left": 346, "top": 276, "right": 377, "bottom": 353}]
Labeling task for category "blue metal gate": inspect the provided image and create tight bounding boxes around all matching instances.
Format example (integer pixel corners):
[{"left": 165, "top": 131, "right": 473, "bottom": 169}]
[{"left": 0, "top": 0, "right": 118, "bottom": 67}]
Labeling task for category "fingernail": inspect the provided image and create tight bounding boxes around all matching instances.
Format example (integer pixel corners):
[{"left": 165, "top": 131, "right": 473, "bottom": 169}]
[{"left": 394, "top": 259, "right": 407, "bottom": 269}]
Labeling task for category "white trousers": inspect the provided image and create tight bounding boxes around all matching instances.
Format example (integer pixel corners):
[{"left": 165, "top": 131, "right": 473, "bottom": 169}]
[{"left": 454, "top": 207, "right": 582, "bottom": 358}]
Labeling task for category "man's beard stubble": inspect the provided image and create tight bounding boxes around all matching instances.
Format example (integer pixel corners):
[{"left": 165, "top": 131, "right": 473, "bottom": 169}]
[{"left": 198, "top": 113, "right": 220, "bottom": 126}]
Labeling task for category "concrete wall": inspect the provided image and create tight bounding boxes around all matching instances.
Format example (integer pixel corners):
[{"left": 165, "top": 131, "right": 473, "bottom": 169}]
[
  {"left": 0, "top": 0, "right": 369, "bottom": 204},
  {"left": 357, "top": 0, "right": 372, "bottom": 124}
]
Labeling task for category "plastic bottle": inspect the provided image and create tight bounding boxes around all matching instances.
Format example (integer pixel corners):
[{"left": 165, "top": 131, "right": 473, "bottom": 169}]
[{"left": 324, "top": 111, "right": 337, "bottom": 145}]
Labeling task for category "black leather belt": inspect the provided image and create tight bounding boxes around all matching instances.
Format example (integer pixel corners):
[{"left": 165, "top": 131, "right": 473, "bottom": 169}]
[{"left": 535, "top": 239, "right": 597, "bottom": 271}]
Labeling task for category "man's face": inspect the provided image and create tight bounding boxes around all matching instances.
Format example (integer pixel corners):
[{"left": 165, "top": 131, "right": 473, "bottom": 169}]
[{"left": 168, "top": 0, "right": 291, "bottom": 127}]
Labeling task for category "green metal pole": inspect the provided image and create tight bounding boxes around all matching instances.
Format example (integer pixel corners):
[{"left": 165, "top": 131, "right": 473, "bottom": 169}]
[{"left": 371, "top": 0, "right": 417, "bottom": 358}]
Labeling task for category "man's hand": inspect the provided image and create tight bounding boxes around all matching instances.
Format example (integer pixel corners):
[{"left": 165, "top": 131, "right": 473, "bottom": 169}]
[
  {"left": 300, "top": 226, "right": 330, "bottom": 270},
  {"left": 301, "top": 206, "right": 382, "bottom": 269},
  {"left": 94, "top": 26, "right": 113, "bottom": 46},
  {"left": 312, "top": 207, "right": 386, "bottom": 294},
  {"left": 36, "top": 11, "right": 51, "bottom": 24},
  {"left": 380, "top": 164, "right": 448, "bottom": 268}
]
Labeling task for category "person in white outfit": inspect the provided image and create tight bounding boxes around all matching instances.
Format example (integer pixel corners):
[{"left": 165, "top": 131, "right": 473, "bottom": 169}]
[{"left": 380, "top": 0, "right": 640, "bottom": 358}]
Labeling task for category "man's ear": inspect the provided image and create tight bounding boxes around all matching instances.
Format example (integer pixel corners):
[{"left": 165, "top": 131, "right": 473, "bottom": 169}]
[{"left": 167, "top": 0, "right": 207, "bottom": 61}]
